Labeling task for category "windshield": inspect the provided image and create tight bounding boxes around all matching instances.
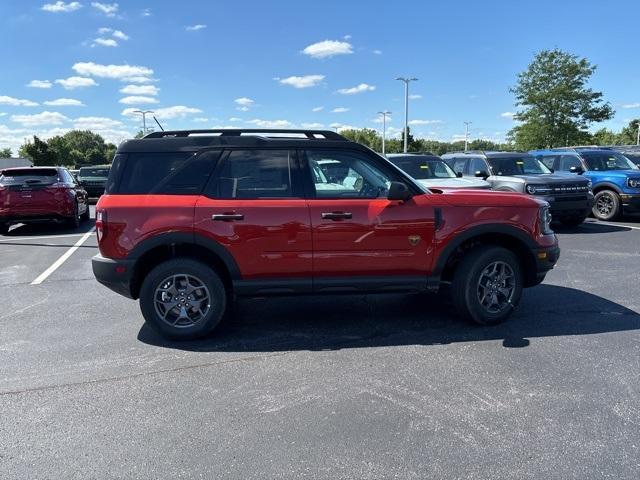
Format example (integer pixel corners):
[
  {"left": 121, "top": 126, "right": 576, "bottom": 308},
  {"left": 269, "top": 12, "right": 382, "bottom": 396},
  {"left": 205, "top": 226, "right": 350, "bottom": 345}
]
[
  {"left": 0, "top": 168, "right": 58, "bottom": 186},
  {"left": 79, "top": 167, "right": 110, "bottom": 177},
  {"left": 487, "top": 156, "right": 551, "bottom": 175},
  {"left": 581, "top": 152, "right": 638, "bottom": 171},
  {"left": 388, "top": 156, "right": 457, "bottom": 180}
]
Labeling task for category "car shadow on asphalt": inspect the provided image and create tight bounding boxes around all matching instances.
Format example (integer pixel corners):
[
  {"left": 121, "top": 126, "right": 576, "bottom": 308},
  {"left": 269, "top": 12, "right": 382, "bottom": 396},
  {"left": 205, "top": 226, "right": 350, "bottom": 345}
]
[
  {"left": 1, "top": 219, "right": 96, "bottom": 237},
  {"left": 553, "top": 221, "right": 631, "bottom": 234},
  {"left": 137, "top": 284, "right": 640, "bottom": 352}
]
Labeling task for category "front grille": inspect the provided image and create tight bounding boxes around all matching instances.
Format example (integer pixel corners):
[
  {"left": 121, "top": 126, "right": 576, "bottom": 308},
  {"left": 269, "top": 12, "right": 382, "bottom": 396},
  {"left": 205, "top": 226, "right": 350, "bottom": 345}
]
[{"left": 554, "top": 195, "right": 588, "bottom": 202}]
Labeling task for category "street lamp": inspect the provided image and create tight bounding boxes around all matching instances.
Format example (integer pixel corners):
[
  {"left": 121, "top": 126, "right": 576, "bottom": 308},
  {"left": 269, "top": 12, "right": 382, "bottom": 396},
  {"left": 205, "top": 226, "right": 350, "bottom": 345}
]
[
  {"left": 133, "top": 110, "right": 154, "bottom": 135},
  {"left": 396, "top": 77, "right": 418, "bottom": 153},
  {"left": 377, "top": 111, "right": 391, "bottom": 156},
  {"left": 464, "top": 121, "right": 472, "bottom": 152}
]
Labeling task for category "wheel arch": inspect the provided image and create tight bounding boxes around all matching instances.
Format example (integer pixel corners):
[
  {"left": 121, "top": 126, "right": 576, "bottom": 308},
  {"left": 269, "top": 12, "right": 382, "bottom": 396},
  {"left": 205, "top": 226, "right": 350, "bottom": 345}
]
[{"left": 592, "top": 182, "right": 622, "bottom": 195}]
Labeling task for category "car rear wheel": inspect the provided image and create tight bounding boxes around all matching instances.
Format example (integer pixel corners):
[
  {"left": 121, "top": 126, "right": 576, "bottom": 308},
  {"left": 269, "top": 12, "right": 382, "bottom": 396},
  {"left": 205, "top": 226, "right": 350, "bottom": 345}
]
[
  {"left": 451, "top": 246, "right": 523, "bottom": 326},
  {"left": 66, "top": 202, "right": 80, "bottom": 229},
  {"left": 592, "top": 190, "right": 621, "bottom": 221},
  {"left": 139, "top": 258, "right": 227, "bottom": 340}
]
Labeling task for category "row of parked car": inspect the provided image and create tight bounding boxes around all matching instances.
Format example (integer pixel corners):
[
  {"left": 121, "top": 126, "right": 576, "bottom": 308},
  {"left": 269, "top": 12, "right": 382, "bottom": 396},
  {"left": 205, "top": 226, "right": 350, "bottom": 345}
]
[{"left": 386, "top": 146, "right": 640, "bottom": 224}]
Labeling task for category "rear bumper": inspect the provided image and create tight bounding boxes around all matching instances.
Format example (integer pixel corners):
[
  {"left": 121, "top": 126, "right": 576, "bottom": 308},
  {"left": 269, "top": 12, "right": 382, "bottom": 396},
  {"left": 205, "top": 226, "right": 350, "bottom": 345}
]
[
  {"left": 0, "top": 212, "right": 74, "bottom": 225},
  {"left": 620, "top": 193, "right": 640, "bottom": 213},
  {"left": 92, "top": 254, "right": 136, "bottom": 299}
]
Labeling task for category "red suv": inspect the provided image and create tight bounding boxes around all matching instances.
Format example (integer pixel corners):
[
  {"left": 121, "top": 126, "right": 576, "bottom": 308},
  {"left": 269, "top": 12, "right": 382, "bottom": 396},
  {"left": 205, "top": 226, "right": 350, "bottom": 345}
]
[
  {"left": 0, "top": 166, "right": 90, "bottom": 234},
  {"left": 92, "top": 129, "right": 560, "bottom": 340}
]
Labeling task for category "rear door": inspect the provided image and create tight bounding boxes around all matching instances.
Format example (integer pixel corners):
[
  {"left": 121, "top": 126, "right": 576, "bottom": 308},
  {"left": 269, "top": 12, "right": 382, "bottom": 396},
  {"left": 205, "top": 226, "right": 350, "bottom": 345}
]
[
  {"left": 302, "top": 148, "right": 436, "bottom": 289},
  {"left": 194, "top": 148, "right": 313, "bottom": 292}
]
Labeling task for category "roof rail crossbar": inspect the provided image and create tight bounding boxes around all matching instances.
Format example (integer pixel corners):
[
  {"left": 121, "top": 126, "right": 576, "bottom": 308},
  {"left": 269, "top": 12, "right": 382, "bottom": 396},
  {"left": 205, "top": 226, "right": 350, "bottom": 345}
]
[{"left": 143, "top": 129, "right": 346, "bottom": 141}]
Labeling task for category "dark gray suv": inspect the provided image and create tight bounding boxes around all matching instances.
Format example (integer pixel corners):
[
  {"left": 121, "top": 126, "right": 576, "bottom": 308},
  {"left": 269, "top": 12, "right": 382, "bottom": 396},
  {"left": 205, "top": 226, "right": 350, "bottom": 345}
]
[{"left": 442, "top": 151, "right": 594, "bottom": 226}]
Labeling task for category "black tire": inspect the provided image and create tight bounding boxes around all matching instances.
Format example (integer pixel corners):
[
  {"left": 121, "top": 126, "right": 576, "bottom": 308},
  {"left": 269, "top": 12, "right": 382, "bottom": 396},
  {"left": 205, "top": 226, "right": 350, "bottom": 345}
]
[
  {"left": 66, "top": 202, "right": 80, "bottom": 229},
  {"left": 592, "top": 190, "right": 621, "bottom": 221},
  {"left": 80, "top": 202, "right": 90, "bottom": 221},
  {"left": 0, "top": 223, "right": 8, "bottom": 235},
  {"left": 139, "top": 258, "right": 227, "bottom": 340},
  {"left": 451, "top": 246, "right": 523, "bottom": 326},
  {"left": 559, "top": 215, "right": 587, "bottom": 227}
]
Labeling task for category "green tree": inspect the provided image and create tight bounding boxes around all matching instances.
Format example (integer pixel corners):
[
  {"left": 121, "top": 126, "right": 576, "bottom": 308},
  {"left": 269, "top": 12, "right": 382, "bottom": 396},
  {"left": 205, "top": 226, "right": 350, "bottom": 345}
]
[
  {"left": 618, "top": 119, "right": 640, "bottom": 145},
  {"left": 340, "top": 128, "right": 382, "bottom": 151},
  {"left": 19, "top": 136, "right": 57, "bottom": 166},
  {"left": 0, "top": 147, "right": 12, "bottom": 158},
  {"left": 134, "top": 130, "right": 145, "bottom": 139},
  {"left": 591, "top": 128, "right": 619, "bottom": 146},
  {"left": 509, "top": 48, "right": 614, "bottom": 150},
  {"left": 62, "top": 130, "right": 108, "bottom": 167}
]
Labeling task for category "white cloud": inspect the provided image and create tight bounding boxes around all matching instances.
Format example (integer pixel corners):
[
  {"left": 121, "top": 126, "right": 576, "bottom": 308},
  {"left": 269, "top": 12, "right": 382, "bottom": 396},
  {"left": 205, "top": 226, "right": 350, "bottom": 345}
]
[
  {"left": 112, "top": 30, "right": 128, "bottom": 40},
  {"left": 621, "top": 103, "right": 640, "bottom": 109},
  {"left": 91, "top": 2, "right": 118, "bottom": 16},
  {"left": 27, "top": 80, "right": 52, "bottom": 89},
  {"left": 409, "top": 94, "right": 422, "bottom": 100},
  {"left": 276, "top": 74, "right": 325, "bottom": 89},
  {"left": 302, "top": 40, "right": 353, "bottom": 59},
  {"left": 229, "top": 117, "right": 242, "bottom": 122},
  {"left": 44, "top": 98, "right": 85, "bottom": 106},
  {"left": 141, "top": 8, "right": 151, "bottom": 16},
  {"left": 343, "top": 35, "right": 352, "bottom": 40},
  {"left": 500, "top": 111, "right": 516, "bottom": 118},
  {"left": 409, "top": 119, "right": 442, "bottom": 125},
  {"left": 93, "top": 37, "right": 118, "bottom": 47},
  {"left": 0, "top": 96, "right": 39, "bottom": 107},
  {"left": 373, "top": 116, "right": 392, "bottom": 124},
  {"left": 98, "top": 27, "right": 112, "bottom": 34},
  {"left": 372, "top": 49, "right": 382, "bottom": 55},
  {"left": 331, "top": 107, "right": 349, "bottom": 113},
  {"left": 336, "top": 83, "right": 376, "bottom": 95},
  {"left": 120, "top": 84, "right": 159, "bottom": 96},
  {"left": 73, "top": 116, "right": 123, "bottom": 130},
  {"left": 41, "top": 1, "right": 82, "bottom": 13},
  {"left": 122, "top": 105, "right": 202, "bottom": 120},
  {"left": 312, "top": 106, "right": 324, "bottom": 112},
  {"left": 186, "top": 24, "right": 207, "bottom": 31},
  {"left": 11, "top": 111, "right": 69, "bottom": 127},
  {"left": 55, "top": 76, "right": 98, "bottom": 89},
  {"left": 192, "top": 117, "right": 209, "bottom": 123},
  {"left": 235, "top": 97, "right": 254, "bottom": 106},
  {"left": 301, "top": 122, "right": 324, "bottom": 128},
  {"left": 119, "top": 96, "right": 159, "bottom": 105},
  {"left": 72, "top": 62, "right": 154, "bottom": 82},
  {"left": 124, "top": 76, "right": 156, "bottom": 84},
  {"left": 330, "top": 122, "right": 357, "bottom": 131},
  {"left": 246, "top": 119, "right": 293, "bottom": 128}
]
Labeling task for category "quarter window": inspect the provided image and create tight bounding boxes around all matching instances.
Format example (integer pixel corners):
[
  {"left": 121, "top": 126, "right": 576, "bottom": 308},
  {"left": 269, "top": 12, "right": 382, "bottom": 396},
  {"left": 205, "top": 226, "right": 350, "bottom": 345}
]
[{"left": 558, "top": 155, "right": 582, "bottom": 171}]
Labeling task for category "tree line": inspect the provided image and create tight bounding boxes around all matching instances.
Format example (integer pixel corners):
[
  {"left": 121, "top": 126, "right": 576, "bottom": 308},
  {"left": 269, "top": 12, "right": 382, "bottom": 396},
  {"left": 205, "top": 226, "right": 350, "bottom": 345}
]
[{"left": 14, "top": 131, "right": 117, "bottom": 167}]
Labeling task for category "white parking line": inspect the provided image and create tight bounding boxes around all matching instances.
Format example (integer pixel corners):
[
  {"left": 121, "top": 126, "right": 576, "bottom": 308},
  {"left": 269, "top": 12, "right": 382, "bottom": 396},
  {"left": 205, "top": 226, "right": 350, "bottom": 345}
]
[
  {"left": 584, "top": 221, "right": 640, "bottom": 231},
  {"left": 0, "top": 233, "right": 86, "bottom": 243},
  {"left": 30, "top": 228, "right": 96, "bottom": 285}
]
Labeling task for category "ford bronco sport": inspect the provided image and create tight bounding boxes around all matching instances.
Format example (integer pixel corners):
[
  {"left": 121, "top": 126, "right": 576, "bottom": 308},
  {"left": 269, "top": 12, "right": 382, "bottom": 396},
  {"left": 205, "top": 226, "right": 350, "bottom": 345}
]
[{"left": 92, "top": 129, "right": 560, "bottom": 340}]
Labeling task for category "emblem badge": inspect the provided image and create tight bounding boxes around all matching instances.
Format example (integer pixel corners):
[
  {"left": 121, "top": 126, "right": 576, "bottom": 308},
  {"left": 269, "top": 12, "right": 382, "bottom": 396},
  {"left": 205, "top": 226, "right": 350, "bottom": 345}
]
[{"left": 408, "top": 235, "right": 421, "bottom": 246}]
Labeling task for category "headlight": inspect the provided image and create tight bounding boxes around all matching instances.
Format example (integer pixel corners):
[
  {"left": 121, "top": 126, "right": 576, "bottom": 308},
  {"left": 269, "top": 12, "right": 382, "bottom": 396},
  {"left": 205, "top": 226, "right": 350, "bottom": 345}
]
[
  {"left": 526, "top": 184, "right": 537, "bottom": 194},
  {"left": 587, "top": 180, "right": 592, "bottom": 190},
  {"left": 539, "top": 206, "right": 553, "bottom": 235},
  {"left": 526, "top": 184, "right": 551, "bottom": 195},
  {"left": 628, "top": 178, "right": 640, "bottom": 188}
]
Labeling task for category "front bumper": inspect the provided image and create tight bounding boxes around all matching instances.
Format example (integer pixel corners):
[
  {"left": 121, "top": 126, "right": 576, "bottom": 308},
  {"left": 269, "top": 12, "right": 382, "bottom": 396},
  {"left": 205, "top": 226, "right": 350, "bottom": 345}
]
[
  {"left": 92, "top": 254, "right": 136, "bottom": 299},
  {"left": 538, "top": 192, "right": 594, "bottom": 218},
  {"left": 620, "top": 193, "right": 640, "bottom": 213},
  {"left": 529, "top": 241, "right": 560, "bottom": 287}
]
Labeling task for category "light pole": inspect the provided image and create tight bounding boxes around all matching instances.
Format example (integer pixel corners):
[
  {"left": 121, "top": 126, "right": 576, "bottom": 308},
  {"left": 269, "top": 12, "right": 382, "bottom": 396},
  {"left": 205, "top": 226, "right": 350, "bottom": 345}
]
[
  {"left": 464, "top": 121, "right": 472, "bottom": 151},
  {"left": 396, "top": 77, "right": 418, "bottom": 153},
  {"left": 133, "top": 110, "right": 154, "bottom": 135},
  {"left": 637, "top": 123, "right": 640, "bottom": 146},
  {"left": 377, "top": 111, "right": 391, "bottom": 156}
]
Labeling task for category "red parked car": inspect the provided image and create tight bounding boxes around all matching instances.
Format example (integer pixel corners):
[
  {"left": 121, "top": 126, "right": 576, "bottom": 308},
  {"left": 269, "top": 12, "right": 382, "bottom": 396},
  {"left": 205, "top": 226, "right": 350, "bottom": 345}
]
[
  {"left": 92, "top": 129, "right": 560, "bottom": 340},
  {"left": 0, "top": 166, "right": 90, "bottom": 234}
]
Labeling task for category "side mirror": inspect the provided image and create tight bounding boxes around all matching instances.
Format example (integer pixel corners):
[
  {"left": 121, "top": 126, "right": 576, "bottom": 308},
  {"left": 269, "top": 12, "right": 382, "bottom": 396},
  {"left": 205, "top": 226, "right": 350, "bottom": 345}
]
[
  {"left": 388, "top": 181, "right": 412, "bottom": 201},
  {"left": 549, "top": 168, "right": 555, "bottom": 173},
  {"left": 475, "top": 170, "right": 489, "bottom": 179},
  {"left": 456, "top": 171, "right": 463, "bottom": 178},
  {"left": 569, "top": 166, "right": 584, "bottom": 174}
]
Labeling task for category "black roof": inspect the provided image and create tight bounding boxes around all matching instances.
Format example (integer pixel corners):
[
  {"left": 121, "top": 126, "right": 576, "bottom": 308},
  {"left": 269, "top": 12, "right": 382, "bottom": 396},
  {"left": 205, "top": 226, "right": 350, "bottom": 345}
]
[
  {"left": 117, "top": 129, "right": 354, "bottom": 153},
  {"left": 443, "top": 151, "right": 531, "bottom": 158}
]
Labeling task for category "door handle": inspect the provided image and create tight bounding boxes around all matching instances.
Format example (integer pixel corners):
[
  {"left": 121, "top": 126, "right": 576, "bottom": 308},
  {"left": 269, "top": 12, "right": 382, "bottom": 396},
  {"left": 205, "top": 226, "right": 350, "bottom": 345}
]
[
  {"left": 321, "top": 212, "right": 352, "bottom": 220},
  {"left": 211, "top": 213, "right": 244, "bottom": 221}
]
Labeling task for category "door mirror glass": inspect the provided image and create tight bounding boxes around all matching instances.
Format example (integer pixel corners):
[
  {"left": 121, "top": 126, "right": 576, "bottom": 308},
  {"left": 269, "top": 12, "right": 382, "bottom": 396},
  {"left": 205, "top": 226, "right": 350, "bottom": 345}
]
[
  {"left": 475, "top": 170, "right": 489, "bottom": 179},
  {"left": 456, "top": 171, "right": 463, "bottom": 178},
  {"left": 387, "top": 181, "right": 412, "bottom": 201},
  {"left": 569, "top": 165, "right": 584, "bottom": 174}
]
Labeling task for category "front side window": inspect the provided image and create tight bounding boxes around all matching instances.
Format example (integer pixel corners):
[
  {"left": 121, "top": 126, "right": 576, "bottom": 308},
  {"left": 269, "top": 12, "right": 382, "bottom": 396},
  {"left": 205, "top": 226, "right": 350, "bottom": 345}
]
[
  {"left": 581, "top": 152, "right": 638, "bottom": 171},
  {"left": 388, "top": 156, "right": 456, "bottom": 180},
  {"left": 449, "top": 158, "right": 467, "bottom": 175},
  {"left": 487, "top": 156, "right": 551, "bottom": 175},
  {"left": 209, "top": 149, "right": 294, "bottom": 199},
  {"left": 306, "top": 150, "right": 392, "bottom": 199},
  {"left": 118, "top": 151, "right": 215, "bottom": 194},
  {"left": 558, "top": 155, "right": 582, "bottom": 171},
  {"left": 469, "top": 158, "right": 488, "bottom": 175}
]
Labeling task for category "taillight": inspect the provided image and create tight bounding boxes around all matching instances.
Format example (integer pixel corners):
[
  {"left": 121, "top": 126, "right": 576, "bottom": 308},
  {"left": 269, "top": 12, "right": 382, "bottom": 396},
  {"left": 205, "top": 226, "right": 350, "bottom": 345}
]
[{"left": 96, "top": 209, "right": 107, "bottom": 241}]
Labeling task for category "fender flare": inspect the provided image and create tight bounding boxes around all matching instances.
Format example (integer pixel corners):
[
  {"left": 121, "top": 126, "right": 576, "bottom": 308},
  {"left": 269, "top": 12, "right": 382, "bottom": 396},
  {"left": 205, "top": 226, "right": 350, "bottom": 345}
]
[{"left": 591, "top": 181, "right": 623, "bottom": 195}]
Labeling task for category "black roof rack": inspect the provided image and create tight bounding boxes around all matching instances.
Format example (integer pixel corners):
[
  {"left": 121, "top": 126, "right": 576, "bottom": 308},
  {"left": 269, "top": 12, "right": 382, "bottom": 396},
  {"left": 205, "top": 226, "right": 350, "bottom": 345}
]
[{"left": 143, "top": 128, "right": 346, "bottom": 141}]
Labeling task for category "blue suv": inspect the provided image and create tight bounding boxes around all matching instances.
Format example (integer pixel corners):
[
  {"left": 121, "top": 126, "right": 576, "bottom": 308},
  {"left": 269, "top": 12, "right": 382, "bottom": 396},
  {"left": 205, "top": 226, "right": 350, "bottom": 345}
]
[{"left": 530, "top": 148, "right": 640, "bottom": 220}]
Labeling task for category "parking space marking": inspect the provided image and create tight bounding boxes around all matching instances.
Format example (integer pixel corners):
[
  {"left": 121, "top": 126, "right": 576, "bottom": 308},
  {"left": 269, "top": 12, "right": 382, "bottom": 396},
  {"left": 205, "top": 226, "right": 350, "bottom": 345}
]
[
  {"left": 0, "top": 233, "right": 87, "bottom": 243},
  {"left": 584, "top": 221, "right": 640, "bottom": 231},
  {"left": 30, "top": 228, "right": 96, "bottom": 285}
]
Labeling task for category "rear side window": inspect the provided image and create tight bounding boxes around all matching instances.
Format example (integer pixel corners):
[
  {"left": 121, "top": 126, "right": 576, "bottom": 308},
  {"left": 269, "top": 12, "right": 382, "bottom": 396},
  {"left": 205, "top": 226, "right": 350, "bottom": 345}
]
[
  {"left": 208, "top": 149, "right": 295, "bottom": 199},
  {"left": 0, "top": 168, "right": 59, "bottom": 186},
  {"left": 116, "top": 151, "right": 218, "bottom": 194}
]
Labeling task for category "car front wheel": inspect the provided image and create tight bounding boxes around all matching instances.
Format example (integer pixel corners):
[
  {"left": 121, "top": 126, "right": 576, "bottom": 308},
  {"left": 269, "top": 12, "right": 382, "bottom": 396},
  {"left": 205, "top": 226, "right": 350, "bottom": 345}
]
[
  {"left": 592, "top": 190, "right": 621, "bottom": 221},
  {"left": 139, "top": 258, "right": 227, "bottom": 340},
  {"left": 451, "top": 246, "right": 523, "bottom": 325}
]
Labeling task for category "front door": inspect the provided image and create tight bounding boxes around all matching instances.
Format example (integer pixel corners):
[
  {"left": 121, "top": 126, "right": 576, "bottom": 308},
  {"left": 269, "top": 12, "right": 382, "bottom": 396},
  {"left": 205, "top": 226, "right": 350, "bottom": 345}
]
[{"left": 302, "top": 148, "right": 436, "bottom": 290}]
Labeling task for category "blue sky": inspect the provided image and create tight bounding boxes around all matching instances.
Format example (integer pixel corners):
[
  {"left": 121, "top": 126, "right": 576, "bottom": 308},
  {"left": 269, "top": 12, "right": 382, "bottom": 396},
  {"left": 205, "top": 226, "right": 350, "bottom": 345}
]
[{"left": 1, "top": 0, "right": 639, "bottom": 153}]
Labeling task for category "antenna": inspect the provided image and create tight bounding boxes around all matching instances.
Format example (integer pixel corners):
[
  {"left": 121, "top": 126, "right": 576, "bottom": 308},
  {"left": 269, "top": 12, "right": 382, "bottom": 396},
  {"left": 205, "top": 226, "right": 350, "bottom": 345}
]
[{"left": 153, "top": 116, "right": 164, "bottom": 132}]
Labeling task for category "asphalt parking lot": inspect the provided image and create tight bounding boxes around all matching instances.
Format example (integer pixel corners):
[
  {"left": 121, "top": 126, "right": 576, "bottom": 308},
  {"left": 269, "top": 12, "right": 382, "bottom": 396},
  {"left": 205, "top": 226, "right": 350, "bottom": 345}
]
[{"left": 1, "top": 210, "right": 639, "bottom": 479}]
